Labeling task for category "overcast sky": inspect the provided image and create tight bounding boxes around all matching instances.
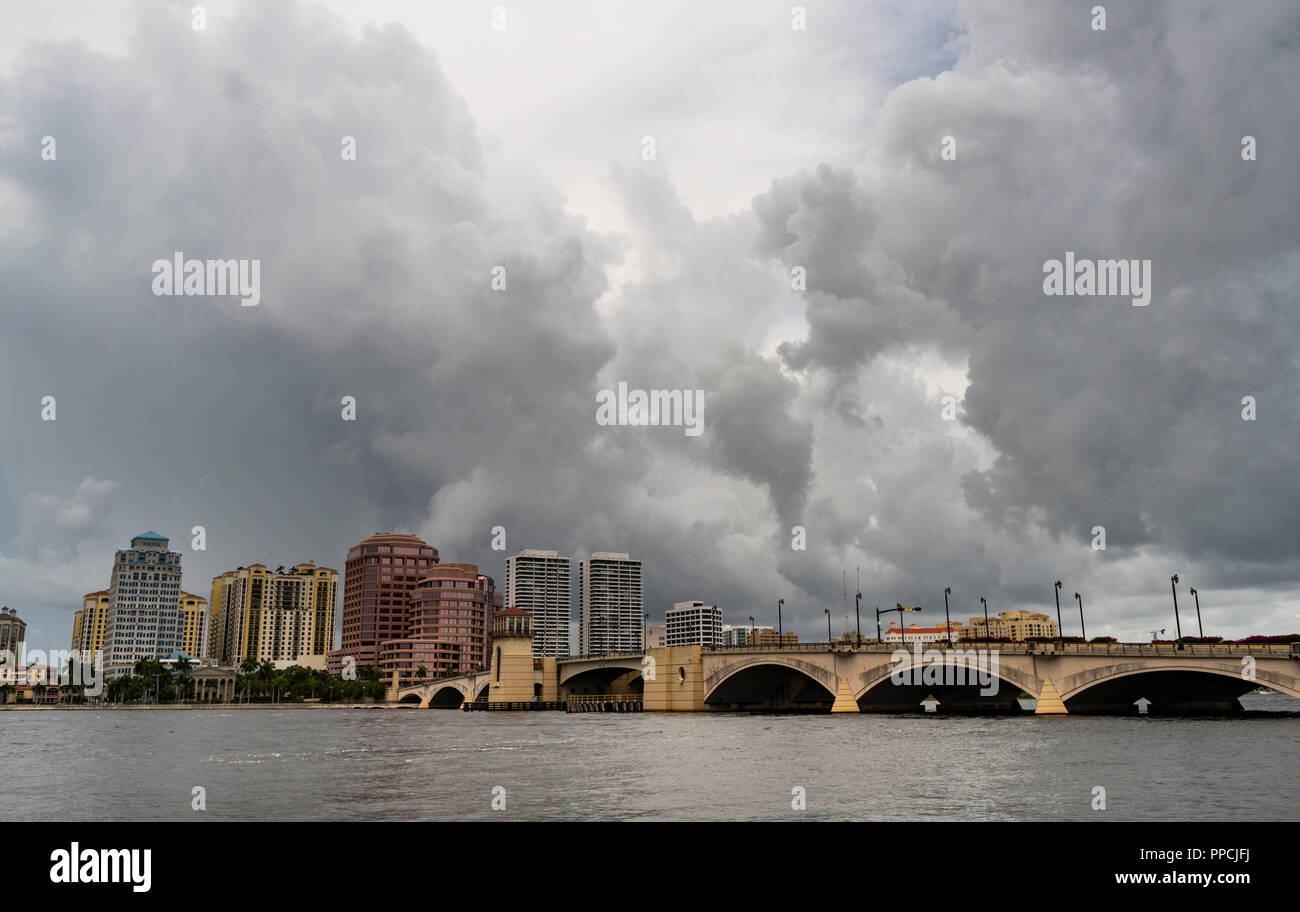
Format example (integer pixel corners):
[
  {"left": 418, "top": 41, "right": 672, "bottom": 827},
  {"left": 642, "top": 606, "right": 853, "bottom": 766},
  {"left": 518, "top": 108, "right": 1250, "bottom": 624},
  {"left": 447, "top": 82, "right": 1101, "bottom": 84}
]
[{"left": 2, "top": 0, "right": 1297, "bottom": 652}]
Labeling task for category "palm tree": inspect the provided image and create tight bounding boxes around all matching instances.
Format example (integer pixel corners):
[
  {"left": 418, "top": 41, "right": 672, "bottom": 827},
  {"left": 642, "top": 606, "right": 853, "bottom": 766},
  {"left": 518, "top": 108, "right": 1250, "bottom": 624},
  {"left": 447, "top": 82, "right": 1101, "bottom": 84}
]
[
  {"left": 257, "top": 660, "right": 276, "bottom": 702},
  {"left": 174, "top": 657, "right": 193, "bottom": 703},
  {"left": 239, "top": 656, "right": 259, "bottom": 702},
  {"left": 416, "top": 665, "right": 428, "bottom": 682}
]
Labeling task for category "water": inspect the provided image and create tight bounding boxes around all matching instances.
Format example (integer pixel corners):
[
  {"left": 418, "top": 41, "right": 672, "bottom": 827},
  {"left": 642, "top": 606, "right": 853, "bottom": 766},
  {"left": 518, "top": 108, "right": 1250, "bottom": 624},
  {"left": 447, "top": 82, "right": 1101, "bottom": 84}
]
[{"left": 2, "top": 693, "right": 1296, "bottom": 821}]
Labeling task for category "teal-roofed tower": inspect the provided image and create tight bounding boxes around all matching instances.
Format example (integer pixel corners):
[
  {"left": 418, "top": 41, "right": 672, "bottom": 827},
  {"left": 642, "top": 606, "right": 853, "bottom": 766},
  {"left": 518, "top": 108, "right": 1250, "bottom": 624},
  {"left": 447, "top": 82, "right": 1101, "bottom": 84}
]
[{"left": 102, "top": 532, "right": 185, "bottom": 677}]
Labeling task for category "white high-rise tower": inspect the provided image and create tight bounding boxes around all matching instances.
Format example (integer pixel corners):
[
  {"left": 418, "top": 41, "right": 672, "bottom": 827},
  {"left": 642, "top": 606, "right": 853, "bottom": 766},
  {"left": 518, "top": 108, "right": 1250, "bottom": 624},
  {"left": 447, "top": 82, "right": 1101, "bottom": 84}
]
[
  {"left": 102, "top": 532, "right": 185, "bottom": 677},
  {"left": 505, "top": 549, "right": 572, "bottom": 658},
  {"left": 578, "top": 552, "right": 643, "bottom": 656}
]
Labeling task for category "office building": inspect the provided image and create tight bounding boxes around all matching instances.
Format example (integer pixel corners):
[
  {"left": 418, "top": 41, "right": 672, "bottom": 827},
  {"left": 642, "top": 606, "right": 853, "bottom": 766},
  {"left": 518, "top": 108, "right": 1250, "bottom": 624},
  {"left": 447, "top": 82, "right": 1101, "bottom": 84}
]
[
  {"left": 179, "top": 592, "right": 207, "bottom": 657},
  {"left": 102, "top": 532, "right": 185, "bottom": 677},
  {"left": 505, "top": 549, "right": 572, "bottom": 658},
  {"left": 208, "top": 562, "right": 337, "bottom": 666},
  {"left": 664, "top": 601, "right": 723, "bottom": 647},
  {"left": 578, "top": 552, "right": 643, "bottom": 656},
  {"left": 327, "top": 533, "right": 438, "bottom": 676},
  {"left": 378, "top": 562, "right": 496, "bottom": 687}
]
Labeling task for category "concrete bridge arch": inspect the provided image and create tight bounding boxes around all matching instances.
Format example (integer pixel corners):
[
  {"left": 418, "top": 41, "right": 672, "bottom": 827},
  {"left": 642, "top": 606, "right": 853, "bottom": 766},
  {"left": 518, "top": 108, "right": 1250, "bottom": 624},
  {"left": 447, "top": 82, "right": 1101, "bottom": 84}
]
[
  {"left": 852, "top": 652, "right": 1042, "bottom": 712},
  {"left": 703, "top": 655, "right": 838, "bottom": 710},
  {"left": 1056, "top": 661, "right": 1300, "bottom": 713},
  {"left": 398, "top": 672, "right": 489, "bottom": 708}
]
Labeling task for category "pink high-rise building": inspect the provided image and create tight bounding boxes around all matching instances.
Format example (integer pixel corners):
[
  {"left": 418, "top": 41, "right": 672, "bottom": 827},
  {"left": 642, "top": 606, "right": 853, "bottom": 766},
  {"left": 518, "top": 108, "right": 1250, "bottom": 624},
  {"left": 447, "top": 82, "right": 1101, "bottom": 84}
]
[
  {"left": 327, "top": 533, "right": 439, "bottom": 676},
  {"left": 378, "top": 562, "right": 497, "bottom": 687}
]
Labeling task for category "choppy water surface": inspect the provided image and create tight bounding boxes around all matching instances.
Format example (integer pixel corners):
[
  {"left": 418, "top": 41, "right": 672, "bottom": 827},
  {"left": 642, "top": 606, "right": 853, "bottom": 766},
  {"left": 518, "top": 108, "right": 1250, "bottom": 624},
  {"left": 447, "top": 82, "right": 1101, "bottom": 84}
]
[{"left": 2, "top": 693, "right": 1296, "bottom": 821}]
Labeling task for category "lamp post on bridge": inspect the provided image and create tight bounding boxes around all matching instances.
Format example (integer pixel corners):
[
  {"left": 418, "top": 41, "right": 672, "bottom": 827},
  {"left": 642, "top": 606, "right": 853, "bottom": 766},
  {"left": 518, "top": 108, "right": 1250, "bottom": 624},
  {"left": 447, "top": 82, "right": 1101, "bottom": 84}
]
[
  {"left": 1170, "top": 574, "right": 1183, "bottom": 648},
  {"left": 855, "top": 591, "right": 862, "bottom": 647},
  {"left": 824, "top": 609, "right": 832, "bottom": 646},
  {"left": 750, "top": 616, "right": 756, "bottom": 648},
  {"left": 1074, "top": 592, "right": 1086, "bottom": 642},
  {"left": 879, "top": 604, "right": 921, "bottom": 645},
  {"left": 778, "top": 599, "right": 784, "bottom": 649},
  {"left": 1189, "top": 587, "right": 1203, "bottom": 639},
  {"left": 1054, "top": 581, "right": 1063, "bottom": 648},
  {"left": 943, "top": 587, "right": 953, "bottom": 648},
  {"left": 980, "top": 597, "right": 989, "bottom": 643}
]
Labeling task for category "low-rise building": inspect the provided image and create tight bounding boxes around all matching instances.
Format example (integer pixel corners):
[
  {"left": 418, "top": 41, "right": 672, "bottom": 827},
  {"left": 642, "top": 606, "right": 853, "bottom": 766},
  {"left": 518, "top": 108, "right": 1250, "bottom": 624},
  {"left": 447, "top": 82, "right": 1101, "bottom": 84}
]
[
  {"left": 1000, "top": 610, "right": 1059, "bottom": 641},
  {"left": 883, "top": 621, "right": 963, "bottom": 645},
  {"left": 665, "top": 601, "right": 723, "bottom": 647}
]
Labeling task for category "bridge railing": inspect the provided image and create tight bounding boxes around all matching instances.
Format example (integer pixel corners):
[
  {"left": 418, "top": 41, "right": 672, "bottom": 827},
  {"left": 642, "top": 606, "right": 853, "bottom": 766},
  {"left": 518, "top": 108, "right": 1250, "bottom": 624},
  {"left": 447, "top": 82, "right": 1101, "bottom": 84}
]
[
  {"left": 700, "top": 642, "right": 1297, "bottom": 657},
  {"left": 567, "top": 693, "right": 643, "bottom": 704}
]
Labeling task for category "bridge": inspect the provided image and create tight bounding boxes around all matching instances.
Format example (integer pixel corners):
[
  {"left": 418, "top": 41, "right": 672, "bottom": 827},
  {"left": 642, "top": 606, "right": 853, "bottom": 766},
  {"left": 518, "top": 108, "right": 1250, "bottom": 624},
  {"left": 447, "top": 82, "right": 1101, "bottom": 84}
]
[{"left": 396, "top": 642, "right": 1300, "bottom": 714}]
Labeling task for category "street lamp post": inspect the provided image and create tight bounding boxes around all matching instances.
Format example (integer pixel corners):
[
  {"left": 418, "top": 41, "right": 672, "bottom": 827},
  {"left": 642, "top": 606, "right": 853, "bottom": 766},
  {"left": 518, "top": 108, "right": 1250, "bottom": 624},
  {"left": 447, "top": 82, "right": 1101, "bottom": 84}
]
[
  {"left": 749, "top": 615, "right": 756, "bottom": 647},
  {"left": 943, "top": 587, "right": 952, "bottom": 647},
  {"left": 778, "top": 599, "right": 784, "bottom": 648},
  {"left": 854, "top": 591, "right": 862, "bottom": 647},
  {"left": 1189, "top": 587, "right": 1203, "bottom": 639},
  {"left": 1074, "top": 592, "right": 1086, "bottom": 642},
  {"left": 980, "top": 597, "right": 989, "bottom": 642},
  {"left": 1170, "top": 574, "right": 1183, "bottom": 646},
  {"left": 879, "top": 604, "right": 921, "bottom": 645},
  {"left": 824, "top": 609, "right": 832, "bottom": 645},
  {"left": 1054, "top": 581, "right": 1063, "bottom": 647}
]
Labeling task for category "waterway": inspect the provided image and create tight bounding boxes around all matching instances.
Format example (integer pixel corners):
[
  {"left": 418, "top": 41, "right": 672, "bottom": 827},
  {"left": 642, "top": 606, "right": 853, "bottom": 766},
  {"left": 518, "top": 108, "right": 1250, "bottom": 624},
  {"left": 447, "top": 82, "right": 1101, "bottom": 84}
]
[{"left": 2, "top": 693, "right": 1296, "bottom": 821}]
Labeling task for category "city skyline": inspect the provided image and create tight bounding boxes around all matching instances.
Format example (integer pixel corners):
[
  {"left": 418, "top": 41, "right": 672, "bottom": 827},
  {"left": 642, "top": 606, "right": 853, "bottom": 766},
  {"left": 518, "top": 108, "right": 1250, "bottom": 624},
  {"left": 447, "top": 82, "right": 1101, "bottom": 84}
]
[{"left": 23, "top": 522, "right": 1297, "bottom": 670}]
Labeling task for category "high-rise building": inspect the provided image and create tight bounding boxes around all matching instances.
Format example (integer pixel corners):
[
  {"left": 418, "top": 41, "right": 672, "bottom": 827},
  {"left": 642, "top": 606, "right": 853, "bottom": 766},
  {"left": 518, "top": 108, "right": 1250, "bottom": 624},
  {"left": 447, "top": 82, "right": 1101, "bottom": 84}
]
[
  {"left": 178, "top": 592, "right": 208, "bottom": 657},
  {"left": 327, "top": 533, "right": 438, "bottom": 676},
  {"left": 378, "top": 562, "right": 496, "bottom": 687},
  {"left": 102, "top": 532, "right": 185, "bottom": 677},
  {"left": 578, "top": 552, "right": 643, "bottom": 656},
  {"left": 207, "top": 563, "right": 337, "bottom": 666},
  {"left": 665, "top": 601, "right": 723, "bottom": 647},
  {"left": 0, "top": 606, "right": 26, "bottom": 659},
  {"left": 505, "top": 549, "right": 572, "bottom": 658},
  {"left": 72, "top": 592, "right": 109, "bottom": 661}
]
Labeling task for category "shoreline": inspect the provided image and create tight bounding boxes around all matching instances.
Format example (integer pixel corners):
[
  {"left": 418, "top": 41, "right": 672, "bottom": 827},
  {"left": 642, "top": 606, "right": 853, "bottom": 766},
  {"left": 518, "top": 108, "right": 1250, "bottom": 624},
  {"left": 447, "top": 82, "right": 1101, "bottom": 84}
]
[{"left": 0, "top": 702, "right": 399, "bottom": 711}]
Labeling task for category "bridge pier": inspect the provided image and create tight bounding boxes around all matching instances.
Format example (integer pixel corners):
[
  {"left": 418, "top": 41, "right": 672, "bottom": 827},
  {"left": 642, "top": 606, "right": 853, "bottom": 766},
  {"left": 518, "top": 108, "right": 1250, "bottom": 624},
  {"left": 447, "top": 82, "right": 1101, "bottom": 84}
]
[
  {"left": 830, "top": 677, "right": 860, "bottom": 713},
  {"left": 1033, "top": 677, "right": 1068, "bottom": 714}
]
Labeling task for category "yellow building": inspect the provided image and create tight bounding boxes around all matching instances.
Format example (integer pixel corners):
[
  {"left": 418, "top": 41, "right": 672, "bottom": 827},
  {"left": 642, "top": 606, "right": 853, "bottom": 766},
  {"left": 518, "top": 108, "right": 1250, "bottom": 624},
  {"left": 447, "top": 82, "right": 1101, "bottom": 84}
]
[
  {"left": 72, "top": 591, "right": 110, "bottom": 661},
  {"left": 207, "top": 562, "right": 338, "bottom": 666},
  {"left": 965, "top": 615, "right": 1010, "bottom": 639},
  {"left": 1000, "top": 610, "right": 1059, "bottom": 641},
  {"left": 179, "top": 592, "right": 207, "bottom": 657},
  {"left": 749, "top": 629, "right": 798, "bottom": 647}
]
